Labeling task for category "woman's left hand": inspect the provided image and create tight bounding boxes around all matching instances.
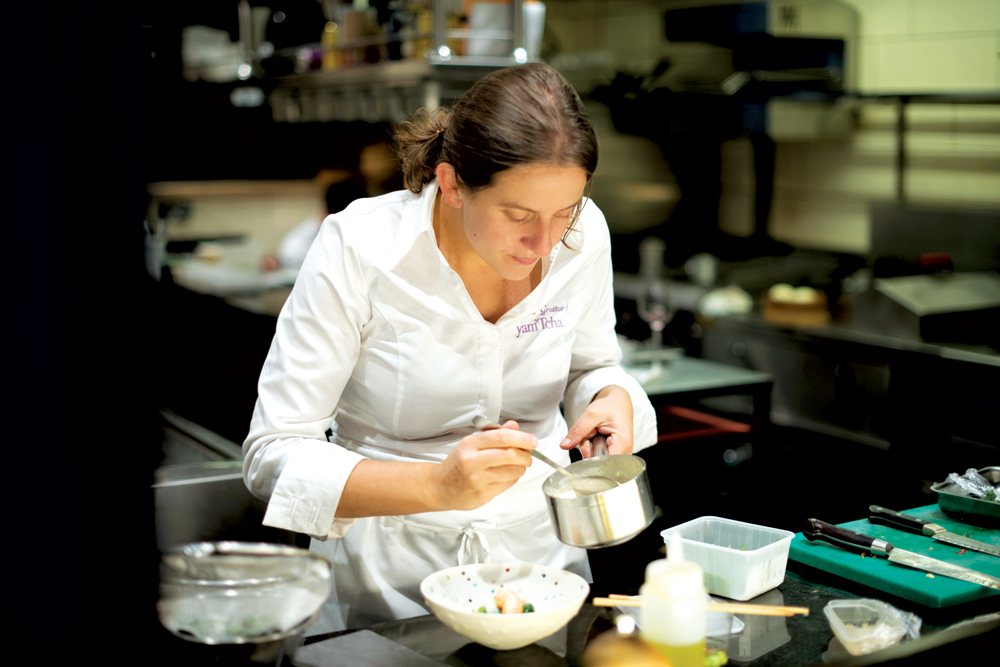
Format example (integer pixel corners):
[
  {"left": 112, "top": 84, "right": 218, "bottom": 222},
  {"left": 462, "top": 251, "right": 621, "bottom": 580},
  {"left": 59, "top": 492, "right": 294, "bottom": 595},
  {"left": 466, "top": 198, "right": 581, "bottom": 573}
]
[{"left": 559, "top": 385, "right": 634, "bottom": 458}]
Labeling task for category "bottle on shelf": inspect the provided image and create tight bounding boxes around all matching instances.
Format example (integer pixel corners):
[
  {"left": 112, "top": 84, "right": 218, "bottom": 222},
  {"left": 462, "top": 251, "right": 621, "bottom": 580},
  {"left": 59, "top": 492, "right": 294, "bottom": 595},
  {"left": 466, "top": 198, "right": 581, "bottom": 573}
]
[{"left": 321, "top": 20, "right": 340, "bottom": 70}]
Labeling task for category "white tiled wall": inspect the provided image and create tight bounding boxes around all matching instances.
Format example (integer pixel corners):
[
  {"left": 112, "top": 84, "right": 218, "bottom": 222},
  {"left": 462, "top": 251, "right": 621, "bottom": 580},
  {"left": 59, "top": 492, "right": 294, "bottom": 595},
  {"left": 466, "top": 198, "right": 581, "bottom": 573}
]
[
  {"left": 549, "top": 0, "right": 1000, "bottom": 253},
  {"left": 166, "top": 1, "right": 999, "bottom": 257}
]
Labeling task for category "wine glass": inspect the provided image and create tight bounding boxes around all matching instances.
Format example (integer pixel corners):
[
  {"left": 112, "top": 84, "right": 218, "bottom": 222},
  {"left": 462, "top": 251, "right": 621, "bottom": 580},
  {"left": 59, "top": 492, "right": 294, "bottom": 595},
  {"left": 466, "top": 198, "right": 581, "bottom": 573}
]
[{"left": 637, "top": 281, "right": 673, "bottom": 375}]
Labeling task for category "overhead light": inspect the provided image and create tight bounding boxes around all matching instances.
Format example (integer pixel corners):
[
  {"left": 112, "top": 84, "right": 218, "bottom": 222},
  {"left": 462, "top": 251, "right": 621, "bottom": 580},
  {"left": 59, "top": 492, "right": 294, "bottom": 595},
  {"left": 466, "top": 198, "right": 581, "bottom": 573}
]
[
  {"left": 513, "top": 47, "right": 527, "bottom": 63},
  {"left": 237, "top": 63, "right": 252, "bottom": 80},
  {"left": 437, "top": 45, "right": 451, "bottom": 60}
]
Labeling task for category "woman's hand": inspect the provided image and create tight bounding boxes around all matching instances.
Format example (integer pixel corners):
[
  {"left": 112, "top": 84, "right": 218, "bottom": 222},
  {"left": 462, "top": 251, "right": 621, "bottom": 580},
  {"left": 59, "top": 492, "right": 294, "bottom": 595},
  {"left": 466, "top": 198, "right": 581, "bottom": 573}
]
[
  {"left": 431, "top": 420, "right": 537, "bottom": 511},
  {"left": 560, "top": 386, "right": 634, "bottom": 458}
]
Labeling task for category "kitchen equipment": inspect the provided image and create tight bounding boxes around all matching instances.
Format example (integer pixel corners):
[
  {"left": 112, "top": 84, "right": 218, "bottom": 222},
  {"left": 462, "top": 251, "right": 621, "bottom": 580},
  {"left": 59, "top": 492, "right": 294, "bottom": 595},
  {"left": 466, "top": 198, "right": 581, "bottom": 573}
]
[
  {"left": 868, "top": 505, "right": 1000, "bottom": 558},
  {"left": 158, "top": 542, "right": 332, "bottom": 645},
  {"left": 790, "top": 505, "right": 1000, "bottom": 608},
  {"left": 472, "top": 416, "right": 618, "bottom": 495},
  {"left": 802, "top": 519, "right": 999, "bottom": 589},
  {"left": 541, "top": 439, "right": 655, "bottom": 549},
  {"left": 153, "top": 460, "right": 297, "bottom": 550},
  {"left": 870, "top": 272, "right": 1000, "bottom": 345},
  {"left": 823, "top": 599, "right": 912, "bottom": 657},
  {"left": 659, "top": 517, "right": 795, "bottom": 601},
  {"left": 931, "top": 466, "right": 1000, "bottom": 525},
  {"left": 419, "top": 562, "right": 589, "bottom": 651}
]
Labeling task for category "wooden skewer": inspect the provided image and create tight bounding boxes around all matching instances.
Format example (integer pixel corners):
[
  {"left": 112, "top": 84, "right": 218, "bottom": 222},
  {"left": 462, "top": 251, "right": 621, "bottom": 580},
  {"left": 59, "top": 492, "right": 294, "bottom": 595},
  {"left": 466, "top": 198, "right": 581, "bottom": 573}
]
[{"left": 593, "top": 595, "right": 809, "bottom": 617}]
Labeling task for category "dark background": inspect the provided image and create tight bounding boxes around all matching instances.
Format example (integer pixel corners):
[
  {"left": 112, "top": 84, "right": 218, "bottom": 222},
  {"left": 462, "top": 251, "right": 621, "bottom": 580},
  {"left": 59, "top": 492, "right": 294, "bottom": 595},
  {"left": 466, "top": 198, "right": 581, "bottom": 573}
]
[{"left": 14, "top": 2, "right": 160, "bottom": 664}]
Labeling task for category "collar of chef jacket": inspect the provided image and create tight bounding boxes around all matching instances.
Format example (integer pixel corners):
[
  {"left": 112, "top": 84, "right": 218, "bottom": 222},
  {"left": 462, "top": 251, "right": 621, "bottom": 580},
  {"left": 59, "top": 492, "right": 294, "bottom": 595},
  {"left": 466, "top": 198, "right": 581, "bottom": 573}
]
[{"left": 383, "top": 180, "right": 588, "bottom": 283}]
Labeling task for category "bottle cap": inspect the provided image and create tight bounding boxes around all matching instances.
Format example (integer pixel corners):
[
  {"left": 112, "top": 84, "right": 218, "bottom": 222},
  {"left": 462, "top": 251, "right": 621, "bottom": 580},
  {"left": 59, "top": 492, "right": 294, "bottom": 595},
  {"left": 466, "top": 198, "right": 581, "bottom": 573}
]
[{"left": 644, "top": 532, "right": 704, "bottom": 598}]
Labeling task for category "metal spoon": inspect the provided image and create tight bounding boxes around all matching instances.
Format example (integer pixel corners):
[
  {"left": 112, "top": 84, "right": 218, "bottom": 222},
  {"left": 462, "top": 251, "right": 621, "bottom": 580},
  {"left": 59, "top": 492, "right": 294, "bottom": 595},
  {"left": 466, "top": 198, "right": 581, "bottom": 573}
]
[{"left": 472, "top": 415, "right": 619, "bottom": 496}]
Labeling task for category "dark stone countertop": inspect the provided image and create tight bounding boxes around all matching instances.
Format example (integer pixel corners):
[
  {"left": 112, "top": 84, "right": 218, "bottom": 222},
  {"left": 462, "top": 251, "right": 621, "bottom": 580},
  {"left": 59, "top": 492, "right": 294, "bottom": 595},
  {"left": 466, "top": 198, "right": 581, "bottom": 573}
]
[{"left": 293, "top": 567, "right": 999, "bottom": 667}]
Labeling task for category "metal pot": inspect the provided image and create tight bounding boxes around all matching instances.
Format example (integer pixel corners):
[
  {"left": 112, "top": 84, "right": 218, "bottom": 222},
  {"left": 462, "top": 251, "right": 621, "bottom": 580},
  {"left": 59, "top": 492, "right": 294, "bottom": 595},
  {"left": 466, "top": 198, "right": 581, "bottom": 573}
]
[{"left": 542, "top": 436, "right": 655, "bottom": 549}]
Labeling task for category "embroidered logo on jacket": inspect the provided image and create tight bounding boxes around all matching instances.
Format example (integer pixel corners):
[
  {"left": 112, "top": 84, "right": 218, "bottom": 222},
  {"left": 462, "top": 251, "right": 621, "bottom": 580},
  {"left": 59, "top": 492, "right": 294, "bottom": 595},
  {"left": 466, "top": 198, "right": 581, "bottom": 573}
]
[{"left": 515, "top": 305, "right": 567, "bottom": 339}]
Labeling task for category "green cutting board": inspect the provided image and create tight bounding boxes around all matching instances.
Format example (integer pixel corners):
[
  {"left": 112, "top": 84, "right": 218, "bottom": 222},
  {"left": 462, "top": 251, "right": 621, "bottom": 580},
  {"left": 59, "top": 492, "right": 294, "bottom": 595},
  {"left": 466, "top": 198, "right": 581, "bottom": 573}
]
[{"left": 789, "top": 504, "right": 1000, "bottom": 608}]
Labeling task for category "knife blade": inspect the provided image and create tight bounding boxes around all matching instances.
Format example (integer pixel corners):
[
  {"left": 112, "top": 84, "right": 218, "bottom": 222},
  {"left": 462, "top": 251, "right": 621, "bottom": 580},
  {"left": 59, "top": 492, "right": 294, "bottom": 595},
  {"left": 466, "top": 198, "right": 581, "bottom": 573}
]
[
  {"left": 802, "top": 519, "right": 1000, "bottom": 589},
  {"left": 868, "top": 505, "right": 1000, "bottom": 558}
]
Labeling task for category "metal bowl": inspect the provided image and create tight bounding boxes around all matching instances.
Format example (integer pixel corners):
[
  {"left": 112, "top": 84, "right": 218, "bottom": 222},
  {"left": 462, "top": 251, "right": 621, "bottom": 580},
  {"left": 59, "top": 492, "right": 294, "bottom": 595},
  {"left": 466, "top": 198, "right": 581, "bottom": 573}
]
[
  {"left": 158, "top": 542, "right": 332, "bottom": 645},
  {"left": 931, "top": 466, "right": 1000, "bottom": 525}
]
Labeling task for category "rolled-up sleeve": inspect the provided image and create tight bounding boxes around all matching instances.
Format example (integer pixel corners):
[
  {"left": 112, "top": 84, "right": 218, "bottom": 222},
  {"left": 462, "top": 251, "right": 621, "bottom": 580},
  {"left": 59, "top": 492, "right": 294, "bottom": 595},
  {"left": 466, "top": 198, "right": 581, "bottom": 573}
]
[
  {"left": 243, "top": 216, "right": 369, "bottom": 540},
  {"left": 563, "top": 210, "right": 657, "bottom": 454}
]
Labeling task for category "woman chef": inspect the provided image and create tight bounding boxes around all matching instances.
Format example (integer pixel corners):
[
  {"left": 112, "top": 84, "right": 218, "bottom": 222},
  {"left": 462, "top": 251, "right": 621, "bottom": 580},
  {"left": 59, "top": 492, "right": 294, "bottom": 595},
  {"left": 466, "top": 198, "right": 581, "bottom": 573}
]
[{"left": 242, "top": 63, "right": 657, "bottom": 634}]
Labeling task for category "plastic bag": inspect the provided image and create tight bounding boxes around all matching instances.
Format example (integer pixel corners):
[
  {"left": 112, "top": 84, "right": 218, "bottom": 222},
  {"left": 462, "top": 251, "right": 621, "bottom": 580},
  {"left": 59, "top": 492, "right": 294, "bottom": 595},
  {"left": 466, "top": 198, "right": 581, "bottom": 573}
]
[
  {"left": 946, "top": 468, "right": 997, "bottom": 499},
  {"left": 824, "top": 599, "right": 922, "bottom": 657}
]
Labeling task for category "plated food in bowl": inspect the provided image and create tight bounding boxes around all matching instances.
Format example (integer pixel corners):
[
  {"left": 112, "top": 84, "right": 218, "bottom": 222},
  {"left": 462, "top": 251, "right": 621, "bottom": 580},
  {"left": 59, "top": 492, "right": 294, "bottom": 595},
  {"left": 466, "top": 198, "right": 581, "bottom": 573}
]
[{"left": 420, "top": 562, "right": 590, "bottom": 650}]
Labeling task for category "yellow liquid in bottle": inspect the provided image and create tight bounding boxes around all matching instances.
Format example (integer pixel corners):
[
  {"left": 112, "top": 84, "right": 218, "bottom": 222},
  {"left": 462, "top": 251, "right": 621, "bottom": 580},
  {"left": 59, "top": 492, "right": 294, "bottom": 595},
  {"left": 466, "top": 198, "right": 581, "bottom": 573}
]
[{"left": 645, "top": 639, "right": 706, "bottom": 667}]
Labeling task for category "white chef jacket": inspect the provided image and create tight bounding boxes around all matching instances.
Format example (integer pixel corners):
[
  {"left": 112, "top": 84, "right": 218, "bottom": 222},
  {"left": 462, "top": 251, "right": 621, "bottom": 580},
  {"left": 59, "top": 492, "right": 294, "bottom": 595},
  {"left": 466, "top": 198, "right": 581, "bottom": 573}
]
[{"left": 243, "top": 181, "right": 657, "bottom": 634}]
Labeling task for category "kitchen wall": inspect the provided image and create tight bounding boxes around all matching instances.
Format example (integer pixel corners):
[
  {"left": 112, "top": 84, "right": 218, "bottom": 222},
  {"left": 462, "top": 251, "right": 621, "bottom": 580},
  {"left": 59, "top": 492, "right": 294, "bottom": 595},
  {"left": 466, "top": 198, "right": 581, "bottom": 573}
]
[
  {"left": 160, "top": 0, "right": 1000, "bottom": 257},
  {"left": 160, "top": 185, "right": 325, "bottom": 255},
  {"left": 545, "top": 0, "right": 1000, "bottom": 253}
]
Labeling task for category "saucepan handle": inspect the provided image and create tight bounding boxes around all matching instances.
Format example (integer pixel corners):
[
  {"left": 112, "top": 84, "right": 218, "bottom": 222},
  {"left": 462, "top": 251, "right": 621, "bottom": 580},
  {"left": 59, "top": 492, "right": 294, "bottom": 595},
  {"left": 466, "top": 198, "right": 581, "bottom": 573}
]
[{"left": 590, "top": 433, "right": 608, "bottom": 457}]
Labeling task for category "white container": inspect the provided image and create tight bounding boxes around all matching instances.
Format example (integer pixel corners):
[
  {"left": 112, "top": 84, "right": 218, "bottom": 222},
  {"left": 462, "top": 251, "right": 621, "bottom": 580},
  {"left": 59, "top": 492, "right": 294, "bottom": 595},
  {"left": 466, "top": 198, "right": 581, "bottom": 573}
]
[
  {"left": 660, "top": 517, "right": 794, "bottom": 601},
  {"left": 823, "top": 599, "right": 909, "bottom": 656}
]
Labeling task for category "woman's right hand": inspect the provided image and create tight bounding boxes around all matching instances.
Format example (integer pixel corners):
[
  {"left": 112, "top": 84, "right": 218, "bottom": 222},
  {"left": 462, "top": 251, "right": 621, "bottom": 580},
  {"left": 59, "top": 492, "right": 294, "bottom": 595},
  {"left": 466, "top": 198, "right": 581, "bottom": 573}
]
[{"left": 431, "top": 420, "right": 537, "bottom": 511}]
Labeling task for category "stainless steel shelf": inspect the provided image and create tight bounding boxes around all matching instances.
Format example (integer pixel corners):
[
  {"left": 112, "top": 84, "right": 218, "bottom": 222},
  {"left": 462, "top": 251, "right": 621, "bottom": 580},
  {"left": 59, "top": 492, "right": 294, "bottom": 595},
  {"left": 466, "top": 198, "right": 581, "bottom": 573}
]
[{"left": 276, "top": 59, "right": 435, "bottom": 90}]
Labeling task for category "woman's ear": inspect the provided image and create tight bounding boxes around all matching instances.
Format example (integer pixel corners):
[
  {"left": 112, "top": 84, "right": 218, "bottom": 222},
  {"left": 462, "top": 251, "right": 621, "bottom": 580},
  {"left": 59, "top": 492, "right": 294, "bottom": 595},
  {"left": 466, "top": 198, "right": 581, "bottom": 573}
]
[{"left": 435, "top": 163, "right": 463, "bottom": 209}]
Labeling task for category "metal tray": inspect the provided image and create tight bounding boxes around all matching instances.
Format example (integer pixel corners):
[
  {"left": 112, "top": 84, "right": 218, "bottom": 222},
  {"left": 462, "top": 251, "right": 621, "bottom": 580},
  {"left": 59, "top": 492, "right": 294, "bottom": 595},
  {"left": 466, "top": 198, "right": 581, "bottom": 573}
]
[{"left": 931, "top": 466, "right": 1000, "bottom": 525}]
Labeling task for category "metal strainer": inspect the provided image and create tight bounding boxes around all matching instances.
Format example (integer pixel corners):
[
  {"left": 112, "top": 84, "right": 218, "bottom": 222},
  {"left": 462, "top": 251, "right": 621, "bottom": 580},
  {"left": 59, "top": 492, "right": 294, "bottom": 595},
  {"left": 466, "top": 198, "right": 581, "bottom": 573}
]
[{"left": 158, "top": 542, "right": 332, "bottom": 645}]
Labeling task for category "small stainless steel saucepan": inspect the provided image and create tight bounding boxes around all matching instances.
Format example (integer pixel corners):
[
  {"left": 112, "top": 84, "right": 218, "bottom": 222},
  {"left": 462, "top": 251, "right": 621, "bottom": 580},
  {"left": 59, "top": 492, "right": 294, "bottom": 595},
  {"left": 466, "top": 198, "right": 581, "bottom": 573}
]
[{"left": 542, "top": 433, "right": 655, "bottom": 549}]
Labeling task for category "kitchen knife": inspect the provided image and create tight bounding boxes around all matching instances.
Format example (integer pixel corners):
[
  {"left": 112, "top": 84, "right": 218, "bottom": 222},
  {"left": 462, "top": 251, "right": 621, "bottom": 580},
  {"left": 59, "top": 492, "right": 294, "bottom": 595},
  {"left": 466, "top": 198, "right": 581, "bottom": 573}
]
[
  {"left": 868, "top": 505, "right": 1000, "bottom": 558},
  {"left": 802, "top": 519, "right": 1000, "bottom": 589}
]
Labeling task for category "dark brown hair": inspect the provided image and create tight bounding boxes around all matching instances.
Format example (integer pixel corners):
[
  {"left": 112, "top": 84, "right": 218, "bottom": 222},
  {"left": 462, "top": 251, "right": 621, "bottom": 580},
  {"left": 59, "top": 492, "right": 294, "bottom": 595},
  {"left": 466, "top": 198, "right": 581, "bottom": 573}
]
[{"left": 392, "top": 63, "right": 598, "bottom": 196}]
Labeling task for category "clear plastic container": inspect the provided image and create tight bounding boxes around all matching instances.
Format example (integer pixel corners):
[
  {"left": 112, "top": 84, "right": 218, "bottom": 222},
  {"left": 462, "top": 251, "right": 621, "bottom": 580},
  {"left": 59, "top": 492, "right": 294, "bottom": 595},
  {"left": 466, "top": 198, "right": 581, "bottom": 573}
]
[
  {"left": 823, "top": 599, "right": 909, "bottom": 656},
  {"left": 660, "top": 517, "right": 794, "bottom": 601}
]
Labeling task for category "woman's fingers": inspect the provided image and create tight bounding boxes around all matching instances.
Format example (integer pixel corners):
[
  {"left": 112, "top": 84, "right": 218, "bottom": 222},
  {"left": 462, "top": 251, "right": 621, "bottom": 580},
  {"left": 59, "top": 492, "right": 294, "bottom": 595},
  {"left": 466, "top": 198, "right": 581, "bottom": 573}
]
[
  {"left": 469, "top": 426, "right": 537, "bottom": 452},
  {"left": 560, "top": 385, "right": 635, "bottom": 457},
  {"left": 473, "top": 446, "right": 534, "bottom": 470},
  {"left": 434, "top": 426, "right": 541, "bottom": 510},
  {"left": 559, "top": 418, "right": 598, "bottom": 451}
]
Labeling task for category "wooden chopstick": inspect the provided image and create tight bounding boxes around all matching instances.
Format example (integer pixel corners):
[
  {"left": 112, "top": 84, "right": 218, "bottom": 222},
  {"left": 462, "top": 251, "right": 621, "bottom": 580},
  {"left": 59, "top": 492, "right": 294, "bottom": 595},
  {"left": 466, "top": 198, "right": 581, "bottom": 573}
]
[{"left": 593, "top": 595, "right": 809, "bottom": 617}]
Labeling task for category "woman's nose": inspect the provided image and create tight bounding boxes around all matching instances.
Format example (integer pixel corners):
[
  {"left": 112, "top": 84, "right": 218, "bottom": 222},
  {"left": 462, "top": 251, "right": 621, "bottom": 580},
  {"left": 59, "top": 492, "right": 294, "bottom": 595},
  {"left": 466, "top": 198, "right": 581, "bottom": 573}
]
[{"left": 523, "top": 219, "right": 561, "bottom": 255}]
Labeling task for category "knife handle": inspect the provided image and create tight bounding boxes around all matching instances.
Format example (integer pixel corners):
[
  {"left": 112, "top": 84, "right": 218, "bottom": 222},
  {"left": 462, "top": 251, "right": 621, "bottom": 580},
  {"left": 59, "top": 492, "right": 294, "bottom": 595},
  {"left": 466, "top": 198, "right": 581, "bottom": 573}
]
[
  {"left": 802, "top": 519, "right": 891, "bottom": 556},
  {"left": 868, "top": 505, "right": 933, "bottom": 535}
]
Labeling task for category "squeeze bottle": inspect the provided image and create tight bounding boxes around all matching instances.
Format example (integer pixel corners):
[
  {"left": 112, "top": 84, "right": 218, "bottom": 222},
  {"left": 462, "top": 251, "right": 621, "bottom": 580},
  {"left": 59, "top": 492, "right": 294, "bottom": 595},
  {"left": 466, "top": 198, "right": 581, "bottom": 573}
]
[{"left": 640, "top": 531, "right": 707, "bottom": 667}]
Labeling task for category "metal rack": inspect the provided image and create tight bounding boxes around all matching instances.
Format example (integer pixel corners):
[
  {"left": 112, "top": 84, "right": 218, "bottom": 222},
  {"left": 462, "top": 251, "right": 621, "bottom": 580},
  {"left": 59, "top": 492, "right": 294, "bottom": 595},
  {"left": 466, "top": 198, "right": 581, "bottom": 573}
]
[{"left": 267, "top": 0, "right": 534, "bottom": 123}]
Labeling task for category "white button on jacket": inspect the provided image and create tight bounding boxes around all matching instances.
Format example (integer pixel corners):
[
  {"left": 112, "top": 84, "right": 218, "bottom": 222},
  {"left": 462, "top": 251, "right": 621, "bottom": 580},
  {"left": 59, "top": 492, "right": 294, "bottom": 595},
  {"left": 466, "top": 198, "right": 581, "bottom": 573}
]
[{"left": 243, "top": 181, "right": 657, "bottom": 632}]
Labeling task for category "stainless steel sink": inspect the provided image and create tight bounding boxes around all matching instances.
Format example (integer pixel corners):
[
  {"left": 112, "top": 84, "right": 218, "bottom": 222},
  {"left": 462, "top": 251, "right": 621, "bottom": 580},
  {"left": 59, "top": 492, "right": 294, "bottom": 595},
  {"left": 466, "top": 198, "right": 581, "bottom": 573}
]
[{"left": 154, "top": 412, "right": 298, "bottom": 550}]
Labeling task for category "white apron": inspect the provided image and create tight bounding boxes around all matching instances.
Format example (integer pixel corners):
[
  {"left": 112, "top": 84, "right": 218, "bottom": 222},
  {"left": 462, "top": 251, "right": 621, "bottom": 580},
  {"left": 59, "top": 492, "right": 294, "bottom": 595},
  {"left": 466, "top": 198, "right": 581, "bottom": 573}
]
[{"left": 305, "top": 417, "right": 592, "bottom": 635}]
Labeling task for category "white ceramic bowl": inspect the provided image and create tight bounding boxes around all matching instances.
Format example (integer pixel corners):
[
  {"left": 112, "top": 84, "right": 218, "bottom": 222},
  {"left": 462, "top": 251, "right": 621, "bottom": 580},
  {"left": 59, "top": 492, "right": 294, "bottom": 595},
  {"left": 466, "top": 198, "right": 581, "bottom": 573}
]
[{"left": 419, "top": 562, "right": 590, "bottom": 651}]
